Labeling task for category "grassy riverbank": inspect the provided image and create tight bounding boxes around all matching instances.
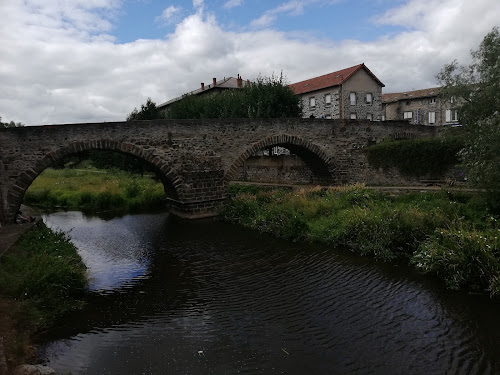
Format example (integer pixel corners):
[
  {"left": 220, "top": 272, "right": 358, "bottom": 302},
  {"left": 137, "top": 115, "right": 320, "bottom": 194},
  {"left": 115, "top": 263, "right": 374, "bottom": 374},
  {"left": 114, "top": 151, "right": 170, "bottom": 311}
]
[
  {"left": 0, "top": 222, "right": 88, "bottom": 367},
  {"left": 220, "top": 185, "right": 500, "bottom": 297},
  {"left": 24, "top": 167, "right": 167, "bottom": 213}
]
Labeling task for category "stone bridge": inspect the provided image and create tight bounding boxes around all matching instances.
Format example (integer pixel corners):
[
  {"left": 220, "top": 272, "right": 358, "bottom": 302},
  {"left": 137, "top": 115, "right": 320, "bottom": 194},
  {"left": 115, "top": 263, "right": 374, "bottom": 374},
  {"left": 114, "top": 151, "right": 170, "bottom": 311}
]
[{"left": 0, "top": 118, "right": 436, "bottom": 225}]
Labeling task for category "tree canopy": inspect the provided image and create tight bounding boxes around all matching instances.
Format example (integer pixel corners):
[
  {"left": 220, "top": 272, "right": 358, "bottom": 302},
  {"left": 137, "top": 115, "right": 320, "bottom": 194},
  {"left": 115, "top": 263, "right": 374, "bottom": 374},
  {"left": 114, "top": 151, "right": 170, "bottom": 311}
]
[
  {"left": 0, "top": 117, "right": 24, "bottom": 128},
  {"left": 437, "top": 27, "right": 500, "bottom": 207},
  {"left": 165, "top": 74, "right": 302, "bottom": 119},
  {"left": 127, "top": 74, "right": 302, "bottom": 121},
  {"left": 126, "top": 97, "right": 165, "bottom": 121}
]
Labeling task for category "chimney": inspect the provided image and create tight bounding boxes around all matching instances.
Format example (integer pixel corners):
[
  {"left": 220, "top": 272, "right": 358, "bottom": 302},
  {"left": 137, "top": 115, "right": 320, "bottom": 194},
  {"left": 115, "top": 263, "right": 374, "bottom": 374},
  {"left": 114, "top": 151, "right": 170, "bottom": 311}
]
[
  {"left": 237, "top": 74, "right": 243, "bottom": 88},
  {"left": 213, "top": 78, "right": 217, "bottom": 86},
  {"left": 201, "top": 82, "right": 205, "bottom": 90}
]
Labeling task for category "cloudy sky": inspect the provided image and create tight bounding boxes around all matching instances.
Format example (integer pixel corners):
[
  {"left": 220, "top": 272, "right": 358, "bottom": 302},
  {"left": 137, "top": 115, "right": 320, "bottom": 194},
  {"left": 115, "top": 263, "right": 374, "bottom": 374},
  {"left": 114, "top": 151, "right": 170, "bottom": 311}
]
[{"left": 1, "top": 0, "right": 498, "bottom": 126}]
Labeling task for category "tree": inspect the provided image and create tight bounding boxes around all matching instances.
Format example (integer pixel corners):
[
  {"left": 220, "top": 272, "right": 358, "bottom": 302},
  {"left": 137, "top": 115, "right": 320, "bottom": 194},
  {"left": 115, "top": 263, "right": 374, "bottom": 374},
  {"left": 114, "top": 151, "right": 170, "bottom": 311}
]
[
  {"left": 0, "top": 117, "right": 24, "bottom": 128},
  {"left": 126, "top": 97, "right": 165, "bottom": 121},
  {"left": 437, "top": 27, "right": 500, "bottom": 208},
  {"left": 165, "top": 73, "right": 302, "bottom": 119}
]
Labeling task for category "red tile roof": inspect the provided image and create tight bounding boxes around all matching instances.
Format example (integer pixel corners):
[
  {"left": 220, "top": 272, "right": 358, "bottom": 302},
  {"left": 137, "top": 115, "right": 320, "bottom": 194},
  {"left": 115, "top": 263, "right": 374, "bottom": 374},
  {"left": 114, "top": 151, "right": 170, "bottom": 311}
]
[
  {"left": 382, "top": 87, "right": 441, "bottom": 103},
  {"left": 288, "top": 63, "right": 384, "bottom": 95}
]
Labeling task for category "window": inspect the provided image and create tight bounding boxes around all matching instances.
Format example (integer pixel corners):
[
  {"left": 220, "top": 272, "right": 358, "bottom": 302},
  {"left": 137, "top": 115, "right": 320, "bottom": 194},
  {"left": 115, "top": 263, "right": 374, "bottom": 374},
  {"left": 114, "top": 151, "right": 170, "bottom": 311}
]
[
  {"left": 350, "top": 92, "right": 356, "bottom": 105},
  {"left": 429, "top": 97, "right": 436, "bottom": 104},
  {"left": 366, "top": 93, "right": 373, "bottom": 104},
  {"left": 325, "top": 115, "right": 332, "bottom": 119},
  {"left": 450, "top": 96, "right": 456, "bottom": 104},
  {"left": 367, "top": 113, "right": 373, "bottom": 121},
  {"left": 350, "top": 113, "right": 357, "bottom": 119},
  {"left": 428, "top": 111, "right": 436, "bottom": 124},
  {"left": 325, "top": 94, "right": 331, "bottom": 105},
  {"left": 404, "top": 111, "right": 413, "bottom": 119},
  {"left": 381, "top": 115, "right": 386, "bottom": 121},
  {"left": 446, "top": 109, "right": 458, "bottom": 122},
  {"left": 309, "top": 97, "right": 316, "bottom": 108}
]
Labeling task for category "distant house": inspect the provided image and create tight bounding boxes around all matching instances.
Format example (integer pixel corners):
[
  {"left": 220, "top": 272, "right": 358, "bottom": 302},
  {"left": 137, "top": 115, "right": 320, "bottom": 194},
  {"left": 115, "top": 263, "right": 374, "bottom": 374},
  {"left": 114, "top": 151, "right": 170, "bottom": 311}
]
[
  {"left": 157, "top": 75, "right": 247, "bottom": 111},
  {"left": 288, "top": 63, "right": 385, "bottom": 120},
  {"left": 382, "top": 87, "right": 460, "bottom": 126}
]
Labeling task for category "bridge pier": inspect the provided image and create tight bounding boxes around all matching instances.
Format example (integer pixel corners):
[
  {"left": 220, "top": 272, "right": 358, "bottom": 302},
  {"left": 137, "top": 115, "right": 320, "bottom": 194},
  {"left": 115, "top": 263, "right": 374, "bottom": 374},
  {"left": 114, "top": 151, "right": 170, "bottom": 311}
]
[{"left": 168, "top": 198, "right": 226, "bottom": 219}]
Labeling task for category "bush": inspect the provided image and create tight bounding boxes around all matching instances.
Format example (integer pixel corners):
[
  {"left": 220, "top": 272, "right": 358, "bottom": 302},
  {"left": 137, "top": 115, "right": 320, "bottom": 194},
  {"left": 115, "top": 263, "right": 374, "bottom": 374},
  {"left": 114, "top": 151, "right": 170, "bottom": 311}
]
[{"left": 412, "top": 226, "right": 500, "bottom": 296}]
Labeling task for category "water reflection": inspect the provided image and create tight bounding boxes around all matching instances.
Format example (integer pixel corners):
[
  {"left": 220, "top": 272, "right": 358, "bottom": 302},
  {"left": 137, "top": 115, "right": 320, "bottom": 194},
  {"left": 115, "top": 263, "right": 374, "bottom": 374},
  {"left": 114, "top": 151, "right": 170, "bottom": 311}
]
[{"left": 39, "top": 211, "right": 500, "bottom": 374}]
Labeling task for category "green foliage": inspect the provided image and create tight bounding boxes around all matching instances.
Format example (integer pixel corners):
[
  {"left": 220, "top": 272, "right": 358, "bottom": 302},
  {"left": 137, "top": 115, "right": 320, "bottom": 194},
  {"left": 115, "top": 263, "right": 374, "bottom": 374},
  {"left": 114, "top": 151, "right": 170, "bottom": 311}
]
[
  {"left": 88, "top": 150, "right": 150, "bottom": 175},
  {"left": 220, "top": 185, "right": 500, "bottom": 296},
  {"left": 412, "top": 224, "right": 500, "bottom": 296},
  {"left": 437, "top": 27, "right": 500, "bottom": 207},
  {"left": 0, "top": 116, "right": 24, "bottom": 128},
  {"left": 0, "top": 222, "right": 88, "bottom": 321},
  {"left": 365, "top": 136, "right": 464, "bottom": 177},
  {"left": 165, "top": 74, "right": 302, "bottom": 119},
  {"left": 24, "top": 168, "right": 167, "bottom": 213},
  {"left": 127, "top": 97, "right": 165, "bottom": 121}
]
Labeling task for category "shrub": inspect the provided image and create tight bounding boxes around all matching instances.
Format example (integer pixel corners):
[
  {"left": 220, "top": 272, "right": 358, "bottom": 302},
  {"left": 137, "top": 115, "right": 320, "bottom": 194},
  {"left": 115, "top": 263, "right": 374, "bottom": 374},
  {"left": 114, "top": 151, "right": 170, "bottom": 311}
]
[{"left": 412, "top": 226, "right": 500, "bottom": 296}]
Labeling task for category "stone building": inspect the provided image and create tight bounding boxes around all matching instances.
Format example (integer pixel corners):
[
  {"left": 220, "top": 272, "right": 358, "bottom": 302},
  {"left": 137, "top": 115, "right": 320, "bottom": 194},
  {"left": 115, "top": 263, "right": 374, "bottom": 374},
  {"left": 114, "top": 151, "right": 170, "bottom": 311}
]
[
  {"left": 288, "top": 63, "right": 385, "bottom": 120},
  {"left": 157, "top": 75, "right": 247, "bottom": 111},
  {"left": 382, "top": 87, "right": 460, "bottom": 126}
]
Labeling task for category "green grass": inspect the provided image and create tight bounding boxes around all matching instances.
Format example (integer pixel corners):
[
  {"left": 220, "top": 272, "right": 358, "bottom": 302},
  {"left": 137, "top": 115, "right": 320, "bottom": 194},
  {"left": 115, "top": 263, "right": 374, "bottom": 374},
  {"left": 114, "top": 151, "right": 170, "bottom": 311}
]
[
  {"left": 220, "top": 184, "right": 500, "bottom": 297},
  {"left": 0, "top": 222, "right": 88, "bottom": 365},
  {"left": 24, "top": 167, "right": 167, "bottom": 213}
]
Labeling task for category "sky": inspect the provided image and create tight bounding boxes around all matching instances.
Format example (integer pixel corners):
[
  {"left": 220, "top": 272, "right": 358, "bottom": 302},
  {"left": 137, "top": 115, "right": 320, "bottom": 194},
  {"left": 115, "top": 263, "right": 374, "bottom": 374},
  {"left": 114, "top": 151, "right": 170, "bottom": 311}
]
[{"left": 0, "top": 0, "right": 499, "bottom": 126}]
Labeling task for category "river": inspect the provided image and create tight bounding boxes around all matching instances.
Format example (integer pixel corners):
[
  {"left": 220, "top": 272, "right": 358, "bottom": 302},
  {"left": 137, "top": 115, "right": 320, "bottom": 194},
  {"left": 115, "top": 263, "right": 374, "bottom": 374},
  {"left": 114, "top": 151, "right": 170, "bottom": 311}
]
[{"left": 37, "top": 211, "right": 500, "bottom": 374}]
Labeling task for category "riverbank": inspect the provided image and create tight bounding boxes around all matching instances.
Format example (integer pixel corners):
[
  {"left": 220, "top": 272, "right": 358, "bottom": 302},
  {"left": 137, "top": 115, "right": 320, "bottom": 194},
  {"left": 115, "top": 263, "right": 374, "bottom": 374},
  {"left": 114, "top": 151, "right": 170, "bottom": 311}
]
[
  {"left": 0, "top": 221, "right": 88, "bottom": 370},
  {"left": 220, "top": 184, "right": 500, "bottom": 297}
]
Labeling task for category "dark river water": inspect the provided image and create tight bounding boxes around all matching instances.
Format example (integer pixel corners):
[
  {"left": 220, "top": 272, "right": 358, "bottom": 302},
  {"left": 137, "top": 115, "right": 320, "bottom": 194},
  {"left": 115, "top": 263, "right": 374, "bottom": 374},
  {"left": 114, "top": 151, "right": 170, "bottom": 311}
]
[{"left": 38, "top": 211, "right": 500, "bottom": 375}]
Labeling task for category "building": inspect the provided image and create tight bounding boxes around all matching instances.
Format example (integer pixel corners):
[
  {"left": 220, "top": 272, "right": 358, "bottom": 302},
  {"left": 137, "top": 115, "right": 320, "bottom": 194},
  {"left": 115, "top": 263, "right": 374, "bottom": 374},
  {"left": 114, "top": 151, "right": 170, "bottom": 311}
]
[
  {"left": 157, "top": 75, "right": 247, "bottom": 111},
  {"left": 288, "top": 63, "right": 385, "bottom": 120},
  {"left": 382, "top": 87, "right": 460, "bottom": 126}
]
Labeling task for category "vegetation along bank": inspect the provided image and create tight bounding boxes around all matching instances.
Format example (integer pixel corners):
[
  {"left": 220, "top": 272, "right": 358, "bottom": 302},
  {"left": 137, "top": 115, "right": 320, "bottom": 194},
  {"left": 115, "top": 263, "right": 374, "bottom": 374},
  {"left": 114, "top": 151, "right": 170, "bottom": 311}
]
[
  {"left": 0, "top": 222, "right": 88, "bottom": 368},
  {"left": 24, "top": 166, "right": 167, "bottom": 214},
  {"left": 220, "top": 185, "right": 500, "bottom": 297}
]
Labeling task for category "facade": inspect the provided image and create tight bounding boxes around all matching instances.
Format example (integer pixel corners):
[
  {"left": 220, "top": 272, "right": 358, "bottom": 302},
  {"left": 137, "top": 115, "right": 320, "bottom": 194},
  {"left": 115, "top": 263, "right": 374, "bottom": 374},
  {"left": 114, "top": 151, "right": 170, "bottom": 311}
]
[
  {"left": 288, "top": 63, "right": 385, "bottom": 120},
  {"left": 157, "top": 75, "right": 247, "bottom": 111},
  {"left": 382, "top": 87, "right": 460, "bottom": 126}
]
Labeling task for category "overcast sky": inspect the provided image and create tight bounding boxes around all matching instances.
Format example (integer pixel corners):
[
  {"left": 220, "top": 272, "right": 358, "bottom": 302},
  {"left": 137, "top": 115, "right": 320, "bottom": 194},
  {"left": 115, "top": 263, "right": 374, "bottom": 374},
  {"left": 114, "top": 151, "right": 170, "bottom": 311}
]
[{"left": 1, "top": 0, "right": 498, "bottom": 126}]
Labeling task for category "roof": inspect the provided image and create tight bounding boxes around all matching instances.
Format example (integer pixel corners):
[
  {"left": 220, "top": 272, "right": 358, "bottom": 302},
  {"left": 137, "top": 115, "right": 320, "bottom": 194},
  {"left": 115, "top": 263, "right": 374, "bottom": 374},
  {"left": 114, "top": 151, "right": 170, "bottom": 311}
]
[
  {"left": 288, "top": 63, "right": 385, "bottom": 95},
  {"left": 382, "top": 87, "right": 441, "bottom": 104},
  {"left": 158, "top": 77, "right": 246, "bottom": 109}
]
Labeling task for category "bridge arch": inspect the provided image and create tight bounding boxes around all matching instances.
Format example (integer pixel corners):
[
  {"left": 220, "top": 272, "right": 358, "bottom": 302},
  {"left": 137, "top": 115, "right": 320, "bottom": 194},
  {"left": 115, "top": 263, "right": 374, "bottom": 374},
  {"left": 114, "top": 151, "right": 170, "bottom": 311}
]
[
  {"left": 224, "top": 134, "right": 334, "bottom": 185},
  {"left": 8, "top": 139, "right": 182, "bottom": 222}
]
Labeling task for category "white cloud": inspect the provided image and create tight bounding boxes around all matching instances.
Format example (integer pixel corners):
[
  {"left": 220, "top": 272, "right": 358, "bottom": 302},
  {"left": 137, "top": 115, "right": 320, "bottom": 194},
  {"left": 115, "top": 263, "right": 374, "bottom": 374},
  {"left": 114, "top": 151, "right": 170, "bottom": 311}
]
[
  {"left": 193, "top": 0, "right": 204, "bottom": 12},
  {"left": 223, "top": 0, "right": 244, "bottom": 9},
  {"left": 155, "top": 6, "right": 182, "bottom": 25},
  {"left": 250, "top": 0, "right": 338, "bottom": 28},
  {"left": 0, "top": 0, "right": 499, "bottom": 125},
  {"left": 251, "top": 1, "right": 308, "bottom": 28}
]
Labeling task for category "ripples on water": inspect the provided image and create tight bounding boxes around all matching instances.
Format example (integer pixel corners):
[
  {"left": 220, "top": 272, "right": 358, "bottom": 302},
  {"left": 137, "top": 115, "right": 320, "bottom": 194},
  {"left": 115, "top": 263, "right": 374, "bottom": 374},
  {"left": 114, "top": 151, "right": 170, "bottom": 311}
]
[{"left": 39, "top": 211, "right": 500, "bottom": 374}]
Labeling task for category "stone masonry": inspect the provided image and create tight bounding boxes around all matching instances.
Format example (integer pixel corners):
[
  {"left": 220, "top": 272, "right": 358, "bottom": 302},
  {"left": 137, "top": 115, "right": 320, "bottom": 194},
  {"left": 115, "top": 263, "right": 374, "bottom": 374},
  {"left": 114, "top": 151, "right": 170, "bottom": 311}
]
[{"left": 0, "top": 118, "right": 436, "bottom": 225}]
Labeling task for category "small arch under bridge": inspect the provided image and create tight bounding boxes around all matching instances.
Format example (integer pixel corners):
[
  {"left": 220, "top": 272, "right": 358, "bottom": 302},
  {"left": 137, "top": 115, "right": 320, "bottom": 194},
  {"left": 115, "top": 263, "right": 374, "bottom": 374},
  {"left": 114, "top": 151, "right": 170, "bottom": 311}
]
[{"left": 0, "top": 118, "right": 436, "bottom": 225}]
